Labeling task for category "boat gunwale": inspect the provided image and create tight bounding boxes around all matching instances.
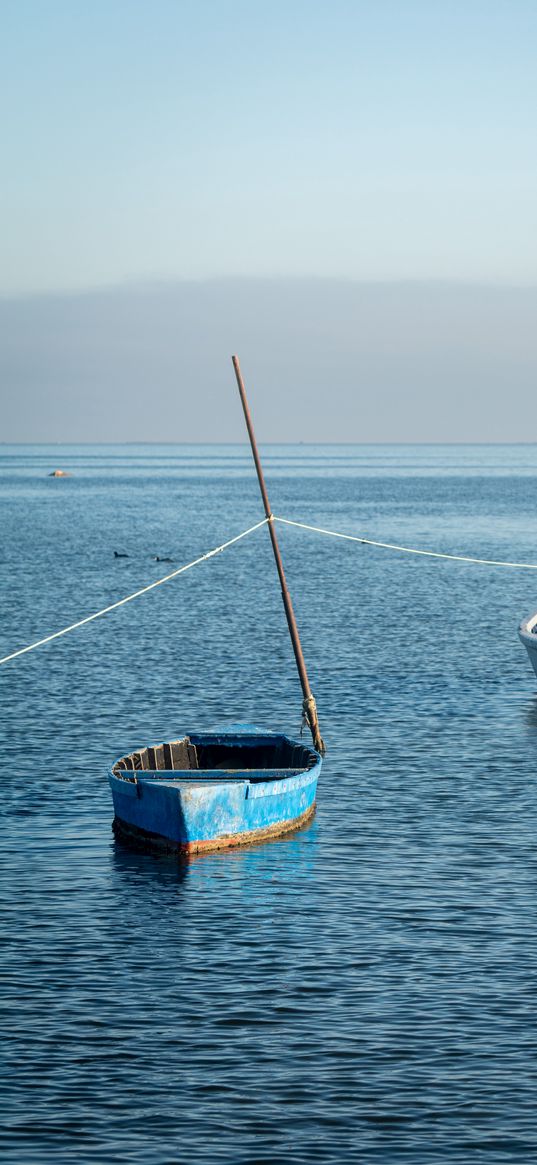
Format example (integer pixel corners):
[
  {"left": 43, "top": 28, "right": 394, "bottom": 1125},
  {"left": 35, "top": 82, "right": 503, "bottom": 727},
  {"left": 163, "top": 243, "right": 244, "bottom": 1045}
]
[
  {"left": 111, "top": 766, "right": 311, "bottom": 783},
  {"left": 110, "top": 729, "right": 321, "bottom": 786}
]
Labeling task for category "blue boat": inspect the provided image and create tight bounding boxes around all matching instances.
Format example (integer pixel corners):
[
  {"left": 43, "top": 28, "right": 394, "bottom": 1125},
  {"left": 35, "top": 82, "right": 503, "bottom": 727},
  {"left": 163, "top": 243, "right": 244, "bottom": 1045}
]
[
  {"left": 109, "top": 358, "right": 325, "bottom": 855},
  {"left": 110, "top": 725, "right": 322, "bottom": 854},
  {"left": 519, "top": 611, "right": 537, "bottom": 682}
]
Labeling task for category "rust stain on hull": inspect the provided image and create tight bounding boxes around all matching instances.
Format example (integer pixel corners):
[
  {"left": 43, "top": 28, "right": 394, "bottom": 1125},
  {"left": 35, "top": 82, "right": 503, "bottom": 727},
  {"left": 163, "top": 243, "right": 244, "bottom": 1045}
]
[{"left": 113, "top": 802, "right": 317, "bottom": 856}]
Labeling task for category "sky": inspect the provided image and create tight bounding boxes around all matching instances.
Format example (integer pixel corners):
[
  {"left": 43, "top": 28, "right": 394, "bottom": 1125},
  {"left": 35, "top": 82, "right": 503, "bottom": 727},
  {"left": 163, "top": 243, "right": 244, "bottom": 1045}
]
[{"left": 2, "top": 1, "right": 537, "bottom": 440}]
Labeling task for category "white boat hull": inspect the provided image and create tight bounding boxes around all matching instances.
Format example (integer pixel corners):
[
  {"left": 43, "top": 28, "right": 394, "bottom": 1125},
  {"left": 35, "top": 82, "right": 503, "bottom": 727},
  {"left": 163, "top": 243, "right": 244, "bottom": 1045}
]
[{"left": 519, "top": 612, "right": 537, "bottom": 681}]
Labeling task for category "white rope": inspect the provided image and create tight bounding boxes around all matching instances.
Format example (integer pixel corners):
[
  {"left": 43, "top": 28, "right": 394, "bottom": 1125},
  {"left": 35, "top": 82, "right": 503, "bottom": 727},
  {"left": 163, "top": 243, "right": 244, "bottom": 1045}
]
[
  {"left": 0, "top": 519, "right": 268, "bottom": 666},
  {"left": 4, "top": 508, "right": 537, "bottom": 669},
  {"left": 273, "top": 516, "right": 537, "bottom": 570}
]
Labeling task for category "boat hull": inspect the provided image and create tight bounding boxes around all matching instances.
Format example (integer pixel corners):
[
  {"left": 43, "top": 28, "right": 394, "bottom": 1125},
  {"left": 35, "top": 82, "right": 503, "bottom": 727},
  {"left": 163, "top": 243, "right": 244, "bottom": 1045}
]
[
  {"left": 519, "top": 613, "right": 537, "bottom": 681},
  {"left": 109, "top": 727, "right": 321, "bottom": 854},
  {"left": 112, "top": 800, "right": 317, "bottom": 854}
]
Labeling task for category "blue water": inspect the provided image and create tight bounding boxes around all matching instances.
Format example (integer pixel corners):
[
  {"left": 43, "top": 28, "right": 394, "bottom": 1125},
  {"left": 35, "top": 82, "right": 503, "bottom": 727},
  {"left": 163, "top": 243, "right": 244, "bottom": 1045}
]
[{"left": 2, "top": 443, "right": 537, "bottom": 1164}]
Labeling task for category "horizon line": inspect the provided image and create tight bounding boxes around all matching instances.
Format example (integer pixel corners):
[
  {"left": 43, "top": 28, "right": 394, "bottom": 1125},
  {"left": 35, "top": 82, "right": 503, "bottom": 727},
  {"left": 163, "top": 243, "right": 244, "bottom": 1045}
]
[
  {"left": 2, "top": 274, "right": 537, "bottom": 303},
  {"left": 3, "top": 441, "right": 537, "bottom": 449}
]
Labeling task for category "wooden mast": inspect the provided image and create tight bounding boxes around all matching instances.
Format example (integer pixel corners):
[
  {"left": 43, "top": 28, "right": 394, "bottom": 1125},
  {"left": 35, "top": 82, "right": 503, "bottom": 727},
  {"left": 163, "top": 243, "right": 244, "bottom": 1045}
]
[{"left": 232, "top": 355, "right": 325, "bottom": 755}]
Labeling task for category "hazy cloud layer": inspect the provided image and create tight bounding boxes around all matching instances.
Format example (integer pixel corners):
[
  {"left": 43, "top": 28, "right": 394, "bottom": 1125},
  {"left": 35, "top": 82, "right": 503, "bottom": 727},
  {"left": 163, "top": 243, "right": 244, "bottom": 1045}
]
[{"left": 2, "top": 279, "right": 536, "bottom": 443}]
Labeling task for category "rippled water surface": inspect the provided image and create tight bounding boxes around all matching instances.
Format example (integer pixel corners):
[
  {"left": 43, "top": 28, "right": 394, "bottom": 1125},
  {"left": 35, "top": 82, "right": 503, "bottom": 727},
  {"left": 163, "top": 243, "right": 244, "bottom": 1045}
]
[{"left": 2, "top": 443, "right": 537, "bottom": 1163}]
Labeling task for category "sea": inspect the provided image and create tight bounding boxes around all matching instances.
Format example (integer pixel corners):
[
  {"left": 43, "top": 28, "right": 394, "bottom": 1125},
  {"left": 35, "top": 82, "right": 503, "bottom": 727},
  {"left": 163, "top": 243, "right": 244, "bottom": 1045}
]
[{"left": 2, "top": 443, "right": 537, "bottom": 1164}]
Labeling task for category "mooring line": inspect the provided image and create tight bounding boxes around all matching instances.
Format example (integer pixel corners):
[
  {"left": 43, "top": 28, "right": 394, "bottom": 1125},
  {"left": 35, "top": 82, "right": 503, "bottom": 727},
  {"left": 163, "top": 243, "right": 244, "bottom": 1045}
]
[
  {"left": 0, "top": 519, "right": 268, "bottom": 666},
  {"left": 4, "top": 510, "right": 537, "bottom": 669},
  {"left": 273, "top": 516, "right": 537, "bottom": 570}
]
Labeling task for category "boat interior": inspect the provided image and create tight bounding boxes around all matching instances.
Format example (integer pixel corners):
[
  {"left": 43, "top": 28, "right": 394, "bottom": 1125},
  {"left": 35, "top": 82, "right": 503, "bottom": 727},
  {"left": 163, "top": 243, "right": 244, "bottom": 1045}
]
[{"left": 112, "top": 735, "right": 317, "bottom": 779}]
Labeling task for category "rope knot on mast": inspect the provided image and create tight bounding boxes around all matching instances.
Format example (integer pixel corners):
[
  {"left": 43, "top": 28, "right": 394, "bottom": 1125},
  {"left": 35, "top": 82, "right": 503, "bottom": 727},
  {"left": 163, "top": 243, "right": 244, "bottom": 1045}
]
[{"left": 302, "top": 694, "right": 325, "bottom": 756}]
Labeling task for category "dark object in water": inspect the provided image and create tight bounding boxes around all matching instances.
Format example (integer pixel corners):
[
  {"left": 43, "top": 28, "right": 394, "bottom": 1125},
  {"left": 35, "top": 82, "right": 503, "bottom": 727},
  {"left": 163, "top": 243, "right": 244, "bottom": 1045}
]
[
  {"left": 154, "top": 556, "right": 174, "bottom": 562},
  {"left": 49, "top": 469, "right": 69, "bottom": 477},
  {"left": 114, "top": 551, "right": 129, "bottom": 558},
  {"left": 110, "top": 724, "right": 322, "bottom": 854}
]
